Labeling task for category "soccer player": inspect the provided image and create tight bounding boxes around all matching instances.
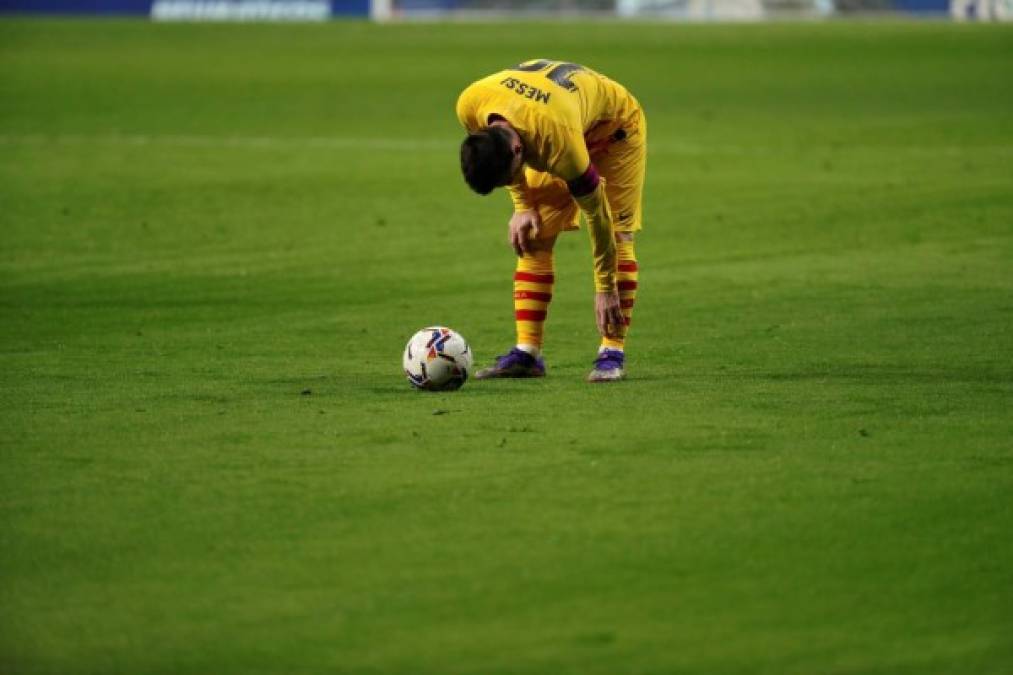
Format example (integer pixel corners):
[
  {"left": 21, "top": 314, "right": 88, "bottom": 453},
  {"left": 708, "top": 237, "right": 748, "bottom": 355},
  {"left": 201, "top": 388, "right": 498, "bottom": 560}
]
[{"left": 457, "top": 59, "right": 646, "bottom": 382}]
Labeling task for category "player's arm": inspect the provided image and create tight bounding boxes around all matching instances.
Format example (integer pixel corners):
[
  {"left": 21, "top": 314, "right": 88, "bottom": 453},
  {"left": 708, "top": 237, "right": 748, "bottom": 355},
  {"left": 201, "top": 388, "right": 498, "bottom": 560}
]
[
  {"left": 568, "top": 163, "right": 624, "bottom": 337},
  {"left": 554, "top": 136, "right": 623, "bottom": 337},
  {"left": 567, "top": 162, "right": 617, "bottom": 293},
  {"left": 506, "top": 175, "right": 534, "bottom": 212},
  {"left": 551, "top": 126, "right": 617, "bottom": 292}
]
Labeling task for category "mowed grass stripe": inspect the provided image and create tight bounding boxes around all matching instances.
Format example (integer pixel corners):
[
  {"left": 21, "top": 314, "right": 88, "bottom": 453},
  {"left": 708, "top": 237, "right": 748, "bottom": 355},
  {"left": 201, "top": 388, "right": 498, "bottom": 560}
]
[{"left": 5, "top": 131, "right": 1013, "bottom": 157}]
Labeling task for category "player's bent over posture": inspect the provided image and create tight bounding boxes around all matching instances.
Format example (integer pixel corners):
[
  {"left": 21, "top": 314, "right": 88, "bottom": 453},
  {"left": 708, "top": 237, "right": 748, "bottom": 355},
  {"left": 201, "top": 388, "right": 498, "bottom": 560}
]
[{"left": 457, "top": 59, "right": 646, "bottom": 382}]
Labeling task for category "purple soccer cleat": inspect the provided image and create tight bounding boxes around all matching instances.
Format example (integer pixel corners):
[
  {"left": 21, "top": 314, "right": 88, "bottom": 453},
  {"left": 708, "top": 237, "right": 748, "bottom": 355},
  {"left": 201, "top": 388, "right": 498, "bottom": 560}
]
[
  {"left": 587, "top": 348, "right": 625, "bottom": 383},
  {"left": 474, "top": 347, "right": 546, "bottom": 379}
]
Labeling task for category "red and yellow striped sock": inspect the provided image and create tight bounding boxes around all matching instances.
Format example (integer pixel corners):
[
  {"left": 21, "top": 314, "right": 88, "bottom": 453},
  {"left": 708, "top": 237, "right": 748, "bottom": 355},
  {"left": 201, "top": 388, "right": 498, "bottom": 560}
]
[
  {"left": 601, "top": 238, "right": 638, "bottom": 351},
  {"left": 514, "top": 250, "right": 554, "bottom": 353}
]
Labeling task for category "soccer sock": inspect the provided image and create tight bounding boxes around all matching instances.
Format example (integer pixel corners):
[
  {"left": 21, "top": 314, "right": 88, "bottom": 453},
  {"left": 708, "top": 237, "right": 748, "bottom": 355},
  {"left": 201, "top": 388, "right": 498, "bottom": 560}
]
[
  {"left": 601, "top": 238, "right": 638, "bottom": 352},
  {"left": 514, "top": 250, "right": 554, "bottom": 355}
]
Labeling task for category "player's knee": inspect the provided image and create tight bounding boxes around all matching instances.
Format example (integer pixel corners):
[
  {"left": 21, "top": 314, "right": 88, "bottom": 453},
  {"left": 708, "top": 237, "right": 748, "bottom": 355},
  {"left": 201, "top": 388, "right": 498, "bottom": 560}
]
[{"left": 528, "top": 234, "right": 558, "bottom": 253}]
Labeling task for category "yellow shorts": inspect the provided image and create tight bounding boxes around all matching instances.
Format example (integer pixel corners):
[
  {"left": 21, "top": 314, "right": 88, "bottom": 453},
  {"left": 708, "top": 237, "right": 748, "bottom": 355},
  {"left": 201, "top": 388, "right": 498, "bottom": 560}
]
[{"left": 524, "top": 107, "right": 646, "bottom": 240}]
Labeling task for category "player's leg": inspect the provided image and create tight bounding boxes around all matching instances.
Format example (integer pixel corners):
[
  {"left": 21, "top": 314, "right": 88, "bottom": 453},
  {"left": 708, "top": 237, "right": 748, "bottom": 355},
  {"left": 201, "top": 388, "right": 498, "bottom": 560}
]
[
  {"left": 588, "top": 110, "right": 646, "bottom": 382},
  {"left": 476, "top": 171, "right": 578, "bottom": 380},
  {"left": 602, "top": 232, "right": 639, "bottom": 351},
  {"left": 513, "top": 234, "right": 558, "bottom": 359}
]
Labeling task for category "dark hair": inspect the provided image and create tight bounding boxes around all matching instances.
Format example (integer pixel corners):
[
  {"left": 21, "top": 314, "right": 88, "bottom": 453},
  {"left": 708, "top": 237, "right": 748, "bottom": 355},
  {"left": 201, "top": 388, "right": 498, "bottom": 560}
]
[{"left": 460, "top": 127, "right": 515, "bottom": 195}]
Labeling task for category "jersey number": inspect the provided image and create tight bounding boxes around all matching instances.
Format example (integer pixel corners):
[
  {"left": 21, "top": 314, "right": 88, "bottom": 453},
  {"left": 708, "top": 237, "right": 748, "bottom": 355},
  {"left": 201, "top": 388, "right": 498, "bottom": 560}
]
[{"left": 510, "top": 60, "right": 584, "bottom": 93}]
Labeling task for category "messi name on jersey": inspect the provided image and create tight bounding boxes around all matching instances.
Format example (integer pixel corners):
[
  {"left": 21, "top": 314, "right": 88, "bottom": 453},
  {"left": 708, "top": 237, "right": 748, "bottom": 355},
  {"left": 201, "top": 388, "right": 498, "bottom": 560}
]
[{"left": 498, "top": 78, "right": 551, "bottom": 104}]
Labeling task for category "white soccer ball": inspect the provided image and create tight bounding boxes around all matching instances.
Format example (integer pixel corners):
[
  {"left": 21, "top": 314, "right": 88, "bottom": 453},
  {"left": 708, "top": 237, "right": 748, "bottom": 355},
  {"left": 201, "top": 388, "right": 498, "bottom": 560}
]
[{"left": 402, "top": 327, "right": 473, "bottom": 391}]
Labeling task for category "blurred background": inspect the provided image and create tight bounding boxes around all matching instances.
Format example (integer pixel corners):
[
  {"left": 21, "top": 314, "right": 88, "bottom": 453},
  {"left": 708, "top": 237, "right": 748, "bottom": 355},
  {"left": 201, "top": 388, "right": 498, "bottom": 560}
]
[{"left": 0, "top": 0, "right": 1009, "bottom": 22}]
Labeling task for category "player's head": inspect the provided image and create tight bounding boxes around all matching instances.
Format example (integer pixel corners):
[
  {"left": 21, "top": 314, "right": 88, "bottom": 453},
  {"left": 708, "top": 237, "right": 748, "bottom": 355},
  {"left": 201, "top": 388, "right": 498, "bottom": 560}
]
[{"left": 460, "top": 126, "right": 522, "bottom": 195}]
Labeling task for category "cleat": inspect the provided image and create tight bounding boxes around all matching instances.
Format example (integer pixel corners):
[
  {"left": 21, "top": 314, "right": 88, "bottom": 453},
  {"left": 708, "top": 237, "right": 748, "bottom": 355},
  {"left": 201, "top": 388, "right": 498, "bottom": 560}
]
[
  {"left": 475, "top": 347, "right": 546, "bottom": 379},
  {"left": 587, "top": 348, "right": 625, "bottom": 383}
]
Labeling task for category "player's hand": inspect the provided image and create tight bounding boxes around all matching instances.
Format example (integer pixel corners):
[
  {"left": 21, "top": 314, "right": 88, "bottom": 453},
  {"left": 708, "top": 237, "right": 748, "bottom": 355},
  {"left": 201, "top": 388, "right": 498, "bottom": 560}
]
[
  {"left": 595, "top": 290, "right": 624, "bottom": 338},
  {"left": 508, "top": 210, "right": 542, "bottom": 257}
]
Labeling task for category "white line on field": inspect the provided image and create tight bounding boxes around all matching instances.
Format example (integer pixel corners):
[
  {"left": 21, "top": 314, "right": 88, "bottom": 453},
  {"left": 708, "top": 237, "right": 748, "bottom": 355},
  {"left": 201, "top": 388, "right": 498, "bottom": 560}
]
[{"left": 1, "top": 133, "right": 1011, "bottom": 157}]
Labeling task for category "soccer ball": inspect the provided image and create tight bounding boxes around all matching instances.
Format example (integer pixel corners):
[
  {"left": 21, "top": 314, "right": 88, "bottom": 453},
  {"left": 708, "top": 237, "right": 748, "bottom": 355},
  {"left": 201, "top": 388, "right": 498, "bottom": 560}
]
[{"left": 402, "top": 327, "right": 473, "bottom": 391}]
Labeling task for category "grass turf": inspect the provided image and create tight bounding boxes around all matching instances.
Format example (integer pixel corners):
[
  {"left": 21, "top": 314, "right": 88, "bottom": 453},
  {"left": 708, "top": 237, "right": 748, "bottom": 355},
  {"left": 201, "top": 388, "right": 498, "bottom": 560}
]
[{"left": 1, "top": 18, "right": 1012, "bottom": 675}]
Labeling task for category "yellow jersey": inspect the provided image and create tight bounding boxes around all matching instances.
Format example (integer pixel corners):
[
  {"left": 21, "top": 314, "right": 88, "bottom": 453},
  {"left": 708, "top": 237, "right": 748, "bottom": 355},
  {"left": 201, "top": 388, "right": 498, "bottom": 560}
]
[{"left": 456, "top": 59, "right": 641, "bottom": 182}]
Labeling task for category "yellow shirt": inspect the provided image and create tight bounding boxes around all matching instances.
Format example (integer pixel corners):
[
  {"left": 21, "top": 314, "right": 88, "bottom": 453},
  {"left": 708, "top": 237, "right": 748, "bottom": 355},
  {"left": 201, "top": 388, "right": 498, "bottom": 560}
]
[{"left": 456, "top": 59, "right": 640, "bottom": 184}]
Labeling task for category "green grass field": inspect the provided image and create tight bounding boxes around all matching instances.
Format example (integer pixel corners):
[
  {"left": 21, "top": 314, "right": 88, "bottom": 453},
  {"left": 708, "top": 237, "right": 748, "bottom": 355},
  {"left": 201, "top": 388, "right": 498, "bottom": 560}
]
[{"left": 2, "top": 18, "right": 1012, "bottom": 674}]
